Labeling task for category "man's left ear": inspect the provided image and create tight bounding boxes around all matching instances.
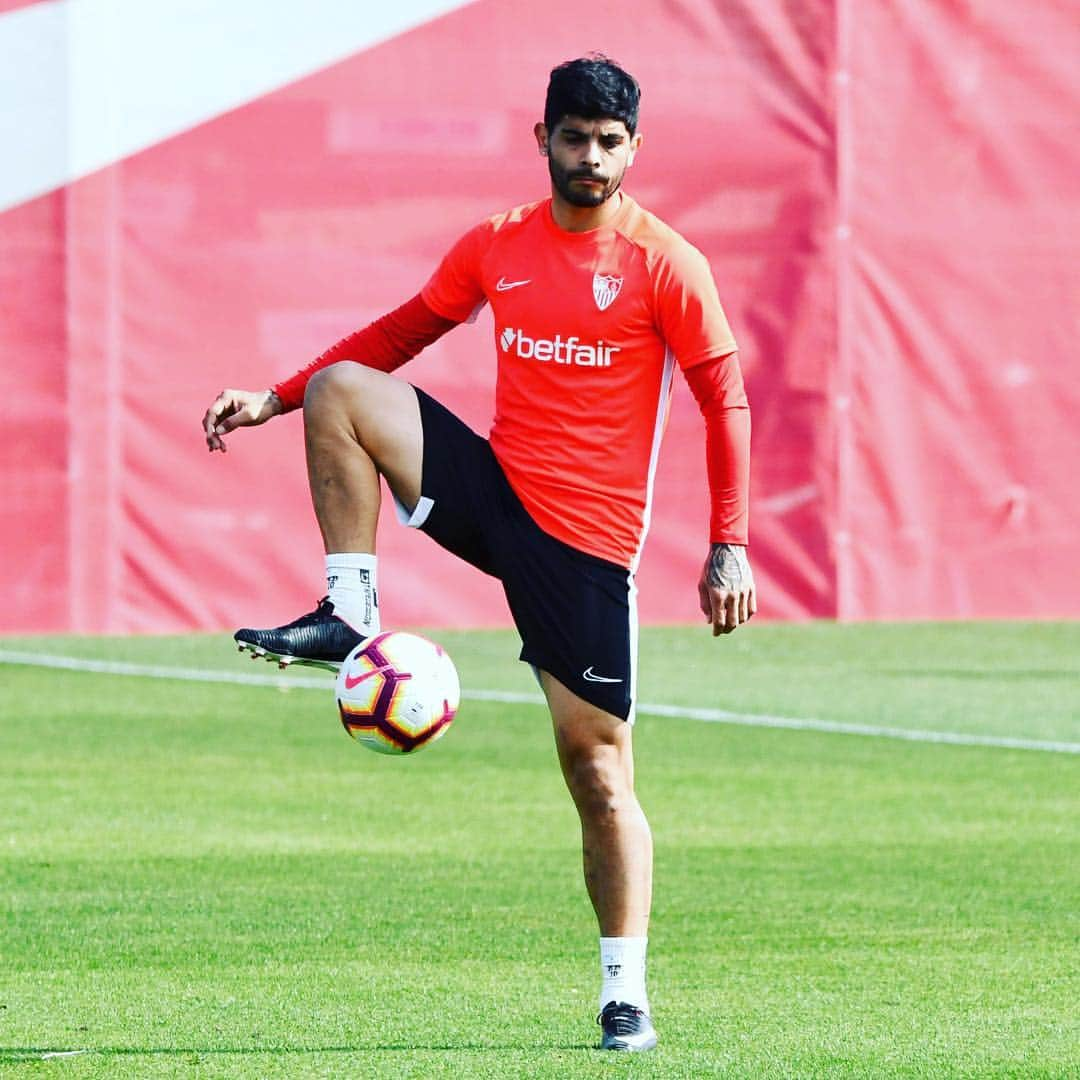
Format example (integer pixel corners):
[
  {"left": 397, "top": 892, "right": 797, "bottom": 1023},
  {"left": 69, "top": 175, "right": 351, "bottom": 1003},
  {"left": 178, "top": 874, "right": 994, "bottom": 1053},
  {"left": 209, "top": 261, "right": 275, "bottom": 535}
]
[{"left": 627, "top": 131, "right": 643, "bottom": 166}]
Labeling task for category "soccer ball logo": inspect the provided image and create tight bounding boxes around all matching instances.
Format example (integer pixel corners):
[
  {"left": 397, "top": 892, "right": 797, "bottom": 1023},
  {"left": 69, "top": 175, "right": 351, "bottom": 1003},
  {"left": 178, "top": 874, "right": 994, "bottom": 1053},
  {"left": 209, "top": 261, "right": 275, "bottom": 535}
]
[{"left": 336, "top": 631, "right": 460, "bottom": 755}]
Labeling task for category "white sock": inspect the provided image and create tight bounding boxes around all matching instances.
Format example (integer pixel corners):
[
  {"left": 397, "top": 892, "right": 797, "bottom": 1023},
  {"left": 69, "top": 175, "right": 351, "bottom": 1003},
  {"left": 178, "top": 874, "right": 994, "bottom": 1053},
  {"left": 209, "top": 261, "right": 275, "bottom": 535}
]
[
  {"left": 599, "top": 936, "right": 649, "bottom": 1014},
  {"left": 325, "top": 553, "right": 380, "bottom": 635}
]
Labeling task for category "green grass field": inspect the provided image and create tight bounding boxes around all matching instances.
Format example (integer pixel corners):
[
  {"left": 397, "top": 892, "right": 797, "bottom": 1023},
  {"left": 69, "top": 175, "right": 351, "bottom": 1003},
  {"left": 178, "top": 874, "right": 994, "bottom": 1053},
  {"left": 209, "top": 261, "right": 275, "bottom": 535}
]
[{"left": 1, "top": 622, "right": 1077, "bottom": 1077}]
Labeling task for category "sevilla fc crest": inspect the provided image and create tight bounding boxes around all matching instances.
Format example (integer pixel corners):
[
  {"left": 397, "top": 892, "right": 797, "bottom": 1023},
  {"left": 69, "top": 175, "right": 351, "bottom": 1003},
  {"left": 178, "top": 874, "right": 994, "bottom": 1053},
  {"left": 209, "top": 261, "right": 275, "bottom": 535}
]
[{"left": 592, "top": 272, "right": 623, "bottom": 311}]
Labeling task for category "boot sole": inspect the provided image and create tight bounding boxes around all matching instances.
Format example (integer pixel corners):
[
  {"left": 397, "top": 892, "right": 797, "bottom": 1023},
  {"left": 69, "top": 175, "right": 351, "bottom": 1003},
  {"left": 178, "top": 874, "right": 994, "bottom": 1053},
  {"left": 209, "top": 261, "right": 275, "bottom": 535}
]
[{"left": 236, "top": 640, "right": 343, "bottom": 673}]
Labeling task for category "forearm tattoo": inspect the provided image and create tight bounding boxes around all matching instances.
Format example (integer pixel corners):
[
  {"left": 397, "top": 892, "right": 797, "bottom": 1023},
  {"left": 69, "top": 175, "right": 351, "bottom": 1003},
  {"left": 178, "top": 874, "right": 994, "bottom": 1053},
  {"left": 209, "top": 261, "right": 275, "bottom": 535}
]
[{"left": 707, "top": 542, "right": 752, "bottom": 592}]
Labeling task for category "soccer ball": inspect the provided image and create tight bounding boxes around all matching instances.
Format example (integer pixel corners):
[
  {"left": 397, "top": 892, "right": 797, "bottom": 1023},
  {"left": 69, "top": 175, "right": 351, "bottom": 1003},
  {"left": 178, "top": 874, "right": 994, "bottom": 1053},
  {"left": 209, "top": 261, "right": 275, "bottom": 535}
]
[{"left": 335, "top": 631, "right": 460, "bottom": 755}]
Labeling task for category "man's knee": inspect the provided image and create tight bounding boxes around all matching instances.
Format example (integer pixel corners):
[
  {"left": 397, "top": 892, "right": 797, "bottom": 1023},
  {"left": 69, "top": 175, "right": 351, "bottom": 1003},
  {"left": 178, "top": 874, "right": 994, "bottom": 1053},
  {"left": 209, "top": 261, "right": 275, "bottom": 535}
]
[
  {"left": 563, "top": 744, "right": 635, "bottom": 824},
  {"left": 304, "top": 361, "right": 372, "bottom": 411},
  {"left": 302, "top": 363, "right": 422, "bottom": 504},
  {"left": 555, "top": 707, "right": 634, "bottom": 821}
]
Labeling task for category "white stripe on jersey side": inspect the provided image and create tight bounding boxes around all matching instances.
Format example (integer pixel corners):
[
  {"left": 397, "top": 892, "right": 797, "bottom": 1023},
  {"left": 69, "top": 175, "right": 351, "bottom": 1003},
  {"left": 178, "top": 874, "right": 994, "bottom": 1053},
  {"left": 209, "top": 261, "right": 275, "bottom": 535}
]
[
  {"left": 0, "top": 0, "right": 472, "bottom": 212},
  {"left": 630, "top": 348, "right": 677, "bottom": 574},
  {"left": 625, "top": 349, "right": 674, "bottom": 722}
]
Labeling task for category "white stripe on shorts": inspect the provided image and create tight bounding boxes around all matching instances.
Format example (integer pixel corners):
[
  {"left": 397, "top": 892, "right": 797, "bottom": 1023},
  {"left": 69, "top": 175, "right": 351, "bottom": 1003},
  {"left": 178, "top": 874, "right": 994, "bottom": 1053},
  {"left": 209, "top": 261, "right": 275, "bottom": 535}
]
[
  {"left": 394, "top": 493, "right": 435, "bottom": 528},
  {"left": 627, "top": 571, "right": 639, "bottom": 725}
]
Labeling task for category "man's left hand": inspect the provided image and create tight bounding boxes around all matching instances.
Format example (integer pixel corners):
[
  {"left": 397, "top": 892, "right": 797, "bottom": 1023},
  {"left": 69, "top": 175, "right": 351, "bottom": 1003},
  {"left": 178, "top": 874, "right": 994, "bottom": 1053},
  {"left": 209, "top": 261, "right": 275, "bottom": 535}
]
[{"left": 698, "top": 543, "right": 756, "bottom": 636}]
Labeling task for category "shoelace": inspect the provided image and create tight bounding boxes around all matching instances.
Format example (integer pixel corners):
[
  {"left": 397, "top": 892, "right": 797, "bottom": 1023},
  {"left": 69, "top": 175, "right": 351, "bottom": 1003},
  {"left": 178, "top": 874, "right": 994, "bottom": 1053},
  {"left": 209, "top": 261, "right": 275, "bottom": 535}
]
[
  {"left": 285, "top": 597, "right": 335, "bottom": 626},
  {"left": 598, "top": 1004, "right": 646, "bottom": 1032}
]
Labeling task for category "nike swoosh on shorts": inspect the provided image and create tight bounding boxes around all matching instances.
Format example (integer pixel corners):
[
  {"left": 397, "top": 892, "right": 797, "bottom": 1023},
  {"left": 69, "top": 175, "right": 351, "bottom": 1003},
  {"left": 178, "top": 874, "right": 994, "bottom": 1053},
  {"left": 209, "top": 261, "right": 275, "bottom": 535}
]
[{"left": 583, "top": 667, "right": 623, "bottom": 683}]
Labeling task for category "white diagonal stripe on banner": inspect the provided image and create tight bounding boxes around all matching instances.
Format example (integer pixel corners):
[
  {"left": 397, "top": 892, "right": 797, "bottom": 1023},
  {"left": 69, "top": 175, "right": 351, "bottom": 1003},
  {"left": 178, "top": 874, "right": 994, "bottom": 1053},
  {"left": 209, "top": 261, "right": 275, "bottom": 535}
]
[
  {"left": 1, "top": 649, "right": 1077, "bottom": 756},
  {"left": 0, "top": 0, "right": 472, "bottom": 212}
]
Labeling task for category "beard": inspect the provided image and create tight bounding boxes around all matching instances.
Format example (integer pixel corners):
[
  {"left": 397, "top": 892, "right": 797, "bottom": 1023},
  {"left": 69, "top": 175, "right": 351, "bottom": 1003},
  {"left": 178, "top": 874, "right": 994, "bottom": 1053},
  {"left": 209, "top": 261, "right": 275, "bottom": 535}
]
[{"left": 548, "top": 157, "right": 623, "bottom": 208}]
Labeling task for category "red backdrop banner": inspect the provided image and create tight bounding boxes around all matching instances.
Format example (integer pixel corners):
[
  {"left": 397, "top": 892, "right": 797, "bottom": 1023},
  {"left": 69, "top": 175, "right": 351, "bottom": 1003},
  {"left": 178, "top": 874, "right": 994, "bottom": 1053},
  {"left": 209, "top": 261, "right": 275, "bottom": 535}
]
[{"left": 2, "top": 0, "right": 1077, "bottom": 633}]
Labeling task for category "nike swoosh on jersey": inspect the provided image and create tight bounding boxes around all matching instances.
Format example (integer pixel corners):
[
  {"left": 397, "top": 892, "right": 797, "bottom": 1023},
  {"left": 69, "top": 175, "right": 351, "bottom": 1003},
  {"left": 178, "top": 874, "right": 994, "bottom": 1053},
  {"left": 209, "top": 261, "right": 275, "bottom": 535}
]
[
  {"left": 344, "top": 664, "right": 393, "bottom": 690},
  {"left": 583, "top": 667, "right": 623, "bottom": 683},
  {"left": 495, "top": 276, "right": 531, "bottom": 291}
]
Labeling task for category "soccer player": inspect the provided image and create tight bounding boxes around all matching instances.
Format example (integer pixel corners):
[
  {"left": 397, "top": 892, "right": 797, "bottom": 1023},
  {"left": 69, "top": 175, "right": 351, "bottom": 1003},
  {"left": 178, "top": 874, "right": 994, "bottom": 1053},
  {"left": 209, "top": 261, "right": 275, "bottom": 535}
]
[{"left": 202, "top": 55, "right": 754, "bottom": 1052}]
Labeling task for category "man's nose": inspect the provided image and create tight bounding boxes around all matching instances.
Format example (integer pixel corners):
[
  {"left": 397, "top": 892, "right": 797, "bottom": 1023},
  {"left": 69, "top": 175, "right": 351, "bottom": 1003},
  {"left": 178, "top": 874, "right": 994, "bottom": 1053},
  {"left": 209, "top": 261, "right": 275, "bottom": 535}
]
[{"left": 582, "top": 139, "right": 602, "bottom": 167}]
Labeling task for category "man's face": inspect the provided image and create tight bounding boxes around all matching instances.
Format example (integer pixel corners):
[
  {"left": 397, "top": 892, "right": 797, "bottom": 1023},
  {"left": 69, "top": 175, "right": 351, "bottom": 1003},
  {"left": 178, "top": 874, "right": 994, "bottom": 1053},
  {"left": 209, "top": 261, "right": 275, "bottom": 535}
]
[{"left": 537, "top": 116, "right": 642, "bottom": 208}]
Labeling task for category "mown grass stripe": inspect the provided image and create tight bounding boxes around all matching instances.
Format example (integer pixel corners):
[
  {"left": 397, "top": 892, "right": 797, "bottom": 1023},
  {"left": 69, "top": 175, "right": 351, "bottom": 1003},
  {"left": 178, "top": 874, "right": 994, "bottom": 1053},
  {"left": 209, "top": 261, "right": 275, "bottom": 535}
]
[{"left": 1, "top": 648, "right": 1076, "bottom": 755}]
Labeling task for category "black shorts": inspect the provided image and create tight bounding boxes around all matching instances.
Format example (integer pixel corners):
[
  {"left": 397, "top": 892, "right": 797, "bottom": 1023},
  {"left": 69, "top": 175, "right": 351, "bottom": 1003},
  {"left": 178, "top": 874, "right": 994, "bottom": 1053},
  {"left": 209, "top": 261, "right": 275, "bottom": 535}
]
[{"left": 395, "top": 388, "right": 636, "bottom": 721}]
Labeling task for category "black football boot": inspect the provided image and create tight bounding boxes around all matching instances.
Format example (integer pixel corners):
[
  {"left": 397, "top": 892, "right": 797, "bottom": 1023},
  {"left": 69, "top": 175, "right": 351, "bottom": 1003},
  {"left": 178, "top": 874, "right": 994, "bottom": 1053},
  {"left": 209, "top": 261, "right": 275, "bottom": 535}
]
[
  {"left": 597, "top": 1001, "right": 658, "bottom": 1052},
  {"left": 234, "top": 598, "right": 365, "bottom": 671}
]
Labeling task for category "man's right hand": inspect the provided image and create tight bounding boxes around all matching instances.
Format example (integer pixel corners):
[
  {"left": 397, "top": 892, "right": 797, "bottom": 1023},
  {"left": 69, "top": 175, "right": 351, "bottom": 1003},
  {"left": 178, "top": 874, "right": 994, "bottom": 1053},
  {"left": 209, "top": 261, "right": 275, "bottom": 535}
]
[{"left": 203, "top": 388, "right": 282, "bottom": 452}]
